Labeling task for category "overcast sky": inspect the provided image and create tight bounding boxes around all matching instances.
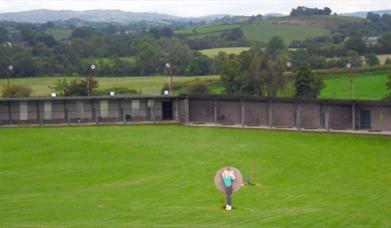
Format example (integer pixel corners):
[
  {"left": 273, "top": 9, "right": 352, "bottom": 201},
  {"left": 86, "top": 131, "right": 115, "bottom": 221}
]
[{"left": 1, "top": 0, "right": 391, "bottom": 17}]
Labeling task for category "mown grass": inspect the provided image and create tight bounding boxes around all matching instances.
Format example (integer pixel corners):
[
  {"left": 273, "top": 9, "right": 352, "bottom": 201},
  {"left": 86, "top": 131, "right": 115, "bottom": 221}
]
[
  {"left": 44, "top": 28, "right": 72, "bottom": 40},
  {"left": 0, "top": 76, "right": 219, "bottom": 97},
  {"left": 320, "top": 72, "right": 389, "bottom": 100},
  {"left": 175, "top": 23, "right": 240, "bottom": 34},
  {"left": 199, "top": 47, "right": 250, "bottom": 57},
  {"left": 241, "top": 21, "right": 330, "bottom": 44},
  {"left": 0, "top": 125, "right": 390, "bottom": 227}
]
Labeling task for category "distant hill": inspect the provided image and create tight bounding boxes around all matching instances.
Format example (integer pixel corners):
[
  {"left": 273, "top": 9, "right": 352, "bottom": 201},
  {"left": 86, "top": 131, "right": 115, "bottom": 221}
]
[
  {"left": 343, "top": 9, "right": 391, "bottom": 18},
  {"left": 0, "top": 9, "right": 226, "bottom": 23}
]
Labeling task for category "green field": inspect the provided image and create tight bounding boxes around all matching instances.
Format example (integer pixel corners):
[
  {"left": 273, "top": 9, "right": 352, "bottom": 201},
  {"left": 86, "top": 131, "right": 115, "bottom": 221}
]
[
  {"left": 175, "top": 23, "right": 241, "bottom": 34},
  {"left": 0, "top": 76, "right": 219, "bottom": 97},
  {"left": 241, "top": 21, "right": 330, "bottom": 44},
  {"left": 0, "top": 125, "right": 390, "bottom": 227},
  {"left": 199, "top": 47, "right": 250, "bottom": 57},
  {"left": 81, "top": 56, "right": 137, "bottom": 66},
  {"left": 44, "top": 28, "right": 72, "bottom": 40},
  {"left": 320, "top": 72, "right": 389, "bottom": 100}
]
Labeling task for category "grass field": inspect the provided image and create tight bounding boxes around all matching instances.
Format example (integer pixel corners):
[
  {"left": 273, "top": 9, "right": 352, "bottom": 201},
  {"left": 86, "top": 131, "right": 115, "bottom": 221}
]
[
  {"left": 0, "top": 125, "right": 390, "bottom": 227},
  {"left": 320, "top": 72, "right": 389, "bottom": 100},
  {"left": 199, "top": 47, "right": 250, "bottom": 57},
  {"left": 44, "top": 28, "right": 72, "bottom": 40},
  {"left": 175, "top": 24, "right": 241, "bottom": 34},
  {"left": 241, "top": 21, "right": 330, "bottom": 44},
  {"left": 0, "top": 76, "right": 219, "bottom": 97}
]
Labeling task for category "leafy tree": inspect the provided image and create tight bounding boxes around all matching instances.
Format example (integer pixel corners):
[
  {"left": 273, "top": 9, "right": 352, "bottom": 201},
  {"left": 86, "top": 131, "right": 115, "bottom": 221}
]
[
  {"left": 365, "top": 53, "right": 379, "bottom": 66},
  {"left": 0, "top": 26, "right": 9, "bottom": 43},
  {"left": 294, "top": 63, "right": 324, "bottom": 98},
  {"left": 380, "top": 32, "right": 391, "bottom": 53},
  {"left": 136, "top": 35, "right": 162, "bottom": 75},
  {"left": 49, "top": 78, "right": 69, "bottom": 96},
  {"left": 35, "top": 33, "right": 56, "bottom": 47},
  {"left": 2, "top": 84, "right": 32, "bottom": 98},
  {"left": 32, "top": 42, "right": 51, "bottom": 56},
  {"left": 71, "top": 27, "right": 96, "bottom": 39},
  {"left": 266, "top": 36, "right": 285, "bottom": 56},
  {"left": 345, "top": 37, "right": 366, "bottom": 54},
  {"left": 64, "top": 78, "right": 98, "bottom": 96},
  {"left": 187, "top": 55, "right": 210, "bottom": 75},
  {"left": 185, "top": 79, "right": 210, "bottom": 95}
]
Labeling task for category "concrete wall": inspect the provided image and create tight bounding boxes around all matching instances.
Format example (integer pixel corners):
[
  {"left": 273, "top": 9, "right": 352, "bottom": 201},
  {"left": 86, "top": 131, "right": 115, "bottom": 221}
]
[
  {"left": 300, "top": 103, "right": 321, "bottom": 129},
  {"left": 271, "top": 102, "right": 294, "bottom": 127},
  {"left": 0, "top": 102, "right": 9, "bottom": 124},
  {"left": 329, "top": 105, "right": 352, "bottom": 130},
  {"left": 358, "top": 106, "right": 391, "bottom": 131},
  {"left": 244, "top": 101, "right": 268, "bottom": 126},
  {"left": 189, "top": 99, "right": 214, "bottom": 123},
  {"left": 217, "top": 100, "right": 241, "bottom": 124}
]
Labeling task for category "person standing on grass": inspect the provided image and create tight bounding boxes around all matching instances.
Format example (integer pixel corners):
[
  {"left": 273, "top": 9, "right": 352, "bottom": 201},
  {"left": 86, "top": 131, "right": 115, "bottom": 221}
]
[{"left": 222, "top": 168, "right": 236, "bottom": 210}]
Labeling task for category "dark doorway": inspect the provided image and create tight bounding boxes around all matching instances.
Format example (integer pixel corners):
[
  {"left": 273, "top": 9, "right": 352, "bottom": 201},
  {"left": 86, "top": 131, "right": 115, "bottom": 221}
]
[
  {"left": 360, "top": 110, "right": 371, "bottom": 129},
  {"left": 162, "top": 102, "right": 173, "bottom": 120}
]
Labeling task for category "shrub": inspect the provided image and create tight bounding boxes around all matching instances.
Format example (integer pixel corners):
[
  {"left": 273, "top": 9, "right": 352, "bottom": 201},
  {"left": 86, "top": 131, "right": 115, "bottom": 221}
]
[
  {"left": 2, "top": 84, "right": 32, "bottom": 98},
  {"left": 185, "top": 79, "right": 210, "bottom": 95},
  {"left": 365, "top": 54, "right": 380, "bottom": 66},
  {"left": 95, "top": 87, "right": 141, "bottom": 96}
]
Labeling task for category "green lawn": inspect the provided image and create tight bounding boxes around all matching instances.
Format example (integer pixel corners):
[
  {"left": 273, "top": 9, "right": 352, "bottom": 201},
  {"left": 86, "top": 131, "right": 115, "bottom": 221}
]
[
  {"left": 320, "top": 73, "right": 389, "bottom": 100},
  {"left": 0, "top": 125, "right": 390, "bottom": 227},
  {"left": 175, "top": 23, "right": 241, "bottom": 34},
  {"left": 0, "top": 76, "right": 219, "bottom": 97},
  {"left": 242, "top": 21, "right": 330, "bottom": 44},
  {"left": 199, "top": 47, "right": 250, "bottom": 57},
  {"left": 44, "top": 28, "right": 72, "bottom": 40}
]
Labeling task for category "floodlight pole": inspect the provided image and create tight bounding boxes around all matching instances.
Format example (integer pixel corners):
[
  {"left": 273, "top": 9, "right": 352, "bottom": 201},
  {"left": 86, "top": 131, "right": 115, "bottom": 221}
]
[
  {"left": 6, "top": 65, "right": 13, "bottom": 90},
  {"left": 166, "top": 63, "right": 173, "bottom": 95},
  {"left": 346, "top": 63, "right": 353, "bottom": 99},
  {"left": 88, "top": 64, "right": 96, "bottom": 96}
]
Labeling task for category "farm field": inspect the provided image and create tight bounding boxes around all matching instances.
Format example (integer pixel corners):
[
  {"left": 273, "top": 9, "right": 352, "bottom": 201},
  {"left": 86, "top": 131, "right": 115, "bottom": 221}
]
[
  {"left": 0, "top": 125, "right": 390, "bottom": 227},
  {"left": 44, "top": 28, "right": 72, "bottom": 40},
  {"left": 199, "top": 47, "right": 250, "bottom": 57},
  {"left": 175, "top": 23, "right": 240, "bottom": 34},
  {"left": 241, "top": 21, "right": 330, "bottom": 44},
  {"left": 0, "top": 75, "right": 219, "bottom": 97},
  {"left": 320, "top": 72, "right": 389, "bottom": 100}
]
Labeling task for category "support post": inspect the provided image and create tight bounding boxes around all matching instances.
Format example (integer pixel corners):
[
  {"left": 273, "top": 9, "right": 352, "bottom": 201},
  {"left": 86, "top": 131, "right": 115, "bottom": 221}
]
[
  {"left": 267, "top": 100, "right": 273, "bottom": 128},
  {"left": 184, "top": 96, "right": 190, "bottom": 124},
  {"left": 214, "top": 97, "right": 218, "bottom": 125},
  {"left": 120, "top": 99, "right": 125, "bottom": 123},
  {"left": 36, "top": 101, "right": 42, "bottom": 125},
  {"left": 296, "top": 102, "right": 301, "bottom": 130},
  {"left": 352, "top": 103, "right": 356, "bottom": 130},
  {"left": 92, "top": 100, "right": 98, "bottom": 124},
  {"left": 174, "top": 98, "right": 179, "bottom": 121},
  {"left": 325, "top": 103, "right": 330, "bottom": 131},
  {"left": 240, "top": 98, "right": 245, "bottom": 127},
  {"left": 64, "top": 100, "right": 69, "bottom": 124}
]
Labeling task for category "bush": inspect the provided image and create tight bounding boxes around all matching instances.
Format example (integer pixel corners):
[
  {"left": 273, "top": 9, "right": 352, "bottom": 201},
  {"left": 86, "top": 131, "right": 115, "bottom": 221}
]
[
  {"left": 385, "top": 58, "right": 391, "bottom": 65},
  {"left": 184, "top": 79, "right": 210, "bottom": 95},
  {"left": 2, "top": 84, "right": 32, "bottom": 98},
  {"left": 95, "top": 87, "right": 141, "bottom": 96},
  {"left": 365, "top": 54, "right": 380, "bottom": 66}
]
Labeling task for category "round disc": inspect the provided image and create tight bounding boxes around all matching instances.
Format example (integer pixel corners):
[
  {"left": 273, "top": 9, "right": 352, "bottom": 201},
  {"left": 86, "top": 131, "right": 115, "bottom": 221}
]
[{"left": 214, "top": 167, "right": 243, "bottom": 192}]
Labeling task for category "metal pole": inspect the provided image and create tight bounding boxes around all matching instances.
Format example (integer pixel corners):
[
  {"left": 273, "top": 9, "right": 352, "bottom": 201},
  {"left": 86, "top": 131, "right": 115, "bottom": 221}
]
[
  {"left": 6, "top": 70, "right": 10, "bottom": 90},
  {"left": 169, "top": 68, "right": 173, "bottom": 95},
  {"left": 350, "top": 67, "right": 353, "bottom": 100}
]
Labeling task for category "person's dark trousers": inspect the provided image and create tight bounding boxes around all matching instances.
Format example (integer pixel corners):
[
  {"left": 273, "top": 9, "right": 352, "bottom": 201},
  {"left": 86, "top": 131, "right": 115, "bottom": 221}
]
[{"left": 225, "top": 185, "right": 233, "bottom": 206}]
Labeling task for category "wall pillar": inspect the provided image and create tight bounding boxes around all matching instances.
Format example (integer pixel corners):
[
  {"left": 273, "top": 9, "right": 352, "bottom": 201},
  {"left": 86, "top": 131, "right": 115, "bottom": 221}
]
[
  {"left": 296, "top": 102, "right": 301, "bottom": 130},
  {"left": 64, "top": 100, "right": 69, "bottom": 124},
  {"left": 36, "top": 101, "right": 42, "bottom": 125},
  {"left": 267, "top": 101, "right": 273, "bottom": 128},
  {"left": 92, "top": 100, "right": 98, "bottom": 124},
  {"left": 184, "top": 97, "right": 190, "bottom": 124},
  {"left": 240, "top": 98, "right": 245, "bottom": 127},
  {"left": 325, "top": 103, "right": 330, "bottom": 131}
]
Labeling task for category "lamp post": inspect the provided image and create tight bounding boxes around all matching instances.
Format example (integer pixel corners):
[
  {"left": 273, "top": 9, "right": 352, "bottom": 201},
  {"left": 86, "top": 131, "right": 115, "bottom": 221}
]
[
  {"left": 6, "top": 65, "right": 13, "bottom": 90},
  {"left": 286, "top": 61, "right": 293, "bottom": 96},
  {"left": 88, "top": 64, "right": 96, "bottom": 96},
  {"left": 165, "top": 62, "right": 173, "bottom": 95},
  {"left": 346, "top": 62, "right": 352, "bottom": 99}
]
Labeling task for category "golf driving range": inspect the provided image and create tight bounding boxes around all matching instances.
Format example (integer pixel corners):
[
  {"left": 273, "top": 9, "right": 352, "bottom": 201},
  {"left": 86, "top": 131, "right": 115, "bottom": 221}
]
[{"left": 0, "top": 125, "right": 390, "bottom": 227}]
